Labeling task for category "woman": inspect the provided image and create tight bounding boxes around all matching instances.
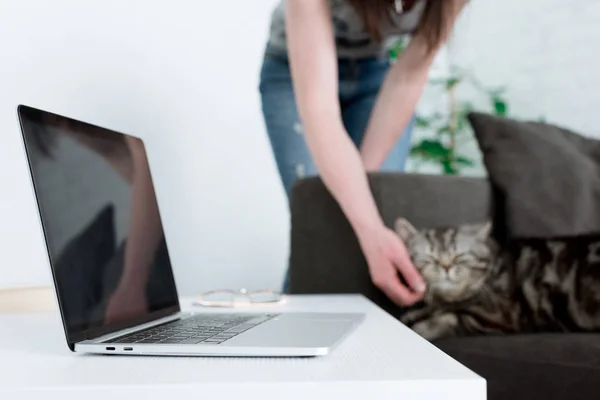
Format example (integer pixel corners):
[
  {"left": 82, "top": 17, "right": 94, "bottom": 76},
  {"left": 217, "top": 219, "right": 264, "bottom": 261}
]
[{"left": 260, "top": 0, "right": 468, "bottom": 306}]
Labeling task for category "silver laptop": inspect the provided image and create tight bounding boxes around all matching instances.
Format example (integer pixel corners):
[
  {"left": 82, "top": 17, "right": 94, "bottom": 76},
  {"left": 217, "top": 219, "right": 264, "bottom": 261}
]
[{"left": 16, "top": 104, "right": 363, "bottom": 357}]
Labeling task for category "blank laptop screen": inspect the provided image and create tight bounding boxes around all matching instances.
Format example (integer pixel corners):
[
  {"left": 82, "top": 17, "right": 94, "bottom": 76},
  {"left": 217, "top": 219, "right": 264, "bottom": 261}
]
[{"left": 18, "top": 106, "right": 180, "bottom": 345}]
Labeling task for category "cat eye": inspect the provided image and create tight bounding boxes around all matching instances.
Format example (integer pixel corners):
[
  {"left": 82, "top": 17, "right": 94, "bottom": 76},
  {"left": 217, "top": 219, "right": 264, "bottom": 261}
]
[
  {"left": 414, "top": 260, "right": 433, "bottom": 269},
  {"left": 453, "top": 253, "right": 471, "bottom": 262},
  {"left": 428, "top": 254, "right": 469, "bottom": 266},
  {"left": 413, "top": 255, "right": 436, "bottom": 264},
  {"left": 469, "top": 262, "right": 489, "bottom": 271}
]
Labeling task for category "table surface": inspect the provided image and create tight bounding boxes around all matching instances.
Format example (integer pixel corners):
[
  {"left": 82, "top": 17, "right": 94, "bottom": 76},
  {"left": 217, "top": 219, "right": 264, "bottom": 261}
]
[{"left": 0, "top": 294, "right": 486, "bottom": 400}]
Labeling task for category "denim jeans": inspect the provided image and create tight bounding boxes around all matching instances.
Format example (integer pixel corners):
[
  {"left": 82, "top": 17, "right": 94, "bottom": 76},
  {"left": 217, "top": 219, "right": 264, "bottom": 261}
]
[
  {"left": 259, "top": 49, "right": 415, "bottom": 198},
  {"left": 259, "top": 49, "right": 415, "bottom": 292}
]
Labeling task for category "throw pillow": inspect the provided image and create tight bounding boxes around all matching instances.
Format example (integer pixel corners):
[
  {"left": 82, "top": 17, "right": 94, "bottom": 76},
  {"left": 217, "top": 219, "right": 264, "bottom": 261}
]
[{"left": 468, "top": 112, "right": 600, "bottom": 238}]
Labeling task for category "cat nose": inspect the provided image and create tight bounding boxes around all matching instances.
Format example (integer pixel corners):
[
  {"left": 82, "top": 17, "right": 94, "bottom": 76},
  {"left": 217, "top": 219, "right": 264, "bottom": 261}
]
[{"left": 441, "top": 264, "right": 452, "bottom": 273}]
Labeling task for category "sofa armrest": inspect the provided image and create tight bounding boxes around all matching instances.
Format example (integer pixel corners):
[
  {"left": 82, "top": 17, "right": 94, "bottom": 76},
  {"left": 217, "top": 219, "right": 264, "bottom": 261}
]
[{"left": 288, "top": 173, "right": 493, "bottom": 317}]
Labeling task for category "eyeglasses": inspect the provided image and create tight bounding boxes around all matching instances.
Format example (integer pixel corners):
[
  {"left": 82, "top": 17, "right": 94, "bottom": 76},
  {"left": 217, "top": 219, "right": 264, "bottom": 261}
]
[{"left": 194, "top": 289, "right": 283, "bottom": 308}]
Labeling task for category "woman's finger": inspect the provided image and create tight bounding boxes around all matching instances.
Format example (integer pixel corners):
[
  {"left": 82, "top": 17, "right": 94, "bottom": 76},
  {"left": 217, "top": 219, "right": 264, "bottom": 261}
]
[
  {"left": 380, "top": 274, "right": 423, "bottom": 307},
  {"left": 372, "top": 259, "right": 423, "bottom": 306},
  {"left": 391, "top": 236, "right": 427, "bottom": 294}
]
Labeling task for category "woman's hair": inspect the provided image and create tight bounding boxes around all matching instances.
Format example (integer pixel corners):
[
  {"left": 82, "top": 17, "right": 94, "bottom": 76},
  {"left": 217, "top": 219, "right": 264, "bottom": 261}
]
[{"left": 348, "top": 0, "right": 454, "bottom": 53}]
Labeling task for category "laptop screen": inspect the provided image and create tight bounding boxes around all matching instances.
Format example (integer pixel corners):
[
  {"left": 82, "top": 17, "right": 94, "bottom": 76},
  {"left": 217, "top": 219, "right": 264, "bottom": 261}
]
[{"left": 17, "top": 105, "right": 180, "bottom": 346}]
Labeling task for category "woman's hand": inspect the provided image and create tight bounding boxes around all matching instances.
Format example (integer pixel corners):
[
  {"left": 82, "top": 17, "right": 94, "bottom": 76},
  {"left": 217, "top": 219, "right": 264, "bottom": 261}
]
[{"left": 357, "top": 223, "right": 426, "bottom": 306}]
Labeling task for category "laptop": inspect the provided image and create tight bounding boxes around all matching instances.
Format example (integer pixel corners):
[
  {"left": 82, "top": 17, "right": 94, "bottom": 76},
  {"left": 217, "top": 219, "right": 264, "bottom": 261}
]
[{"left": 16, "top": 104, "right": 364, "bottom": 357}]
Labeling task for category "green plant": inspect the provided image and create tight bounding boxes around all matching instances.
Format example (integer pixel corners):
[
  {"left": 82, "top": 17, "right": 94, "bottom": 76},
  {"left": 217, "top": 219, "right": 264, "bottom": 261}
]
[
  {"left": 389, "top": 38, "right": 508, "bottom": 175},
  {"left": 410, "top": 66, "right": 510, "bottom": 175},
  {"left": 388, "top": 38, "right": 408, "bottom": 62}
]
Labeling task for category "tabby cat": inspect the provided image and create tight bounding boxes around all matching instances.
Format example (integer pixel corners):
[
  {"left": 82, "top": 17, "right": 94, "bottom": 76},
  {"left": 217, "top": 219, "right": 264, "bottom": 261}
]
[{"left": 395, "top": 218, "right": 600, "bottom": 341}]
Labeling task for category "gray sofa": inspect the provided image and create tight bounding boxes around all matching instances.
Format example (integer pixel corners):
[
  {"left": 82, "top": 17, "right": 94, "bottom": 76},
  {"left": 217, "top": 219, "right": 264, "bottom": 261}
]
[{"left": 288, "top": 173, "right": 600, "bottom": 400}]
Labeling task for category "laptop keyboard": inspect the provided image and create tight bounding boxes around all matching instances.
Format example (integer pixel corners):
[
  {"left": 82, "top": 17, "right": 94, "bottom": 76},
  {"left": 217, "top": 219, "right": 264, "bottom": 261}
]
[{"left": 105, "top": 313, "right": 277, "bottom": 345}]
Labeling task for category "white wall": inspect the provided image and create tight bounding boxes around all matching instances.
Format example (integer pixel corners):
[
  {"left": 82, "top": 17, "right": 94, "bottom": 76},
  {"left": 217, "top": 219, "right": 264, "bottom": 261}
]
[
  {"left": 413, "top": 0, "right": 600, "bottom": 179},
  {"left": 451, "top": 0, "right": 600, "bottom": 138},
  {"left": 407, "top": 0, "right": 600, "bottom": 176},
  {"left": 0, "top": 0, "right": 287, "bottom": 294}
]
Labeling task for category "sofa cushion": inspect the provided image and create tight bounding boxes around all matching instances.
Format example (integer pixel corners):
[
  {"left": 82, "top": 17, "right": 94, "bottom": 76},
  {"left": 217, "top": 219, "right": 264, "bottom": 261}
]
[
  {"left": 373, "top": 173, "right": 492, "bottom": 229},
  {"left": 435, "top": 334, "right": 600, "bottom": 400},
  {"left": 469, "top": 112, "right": 600, "bottom": 238}
]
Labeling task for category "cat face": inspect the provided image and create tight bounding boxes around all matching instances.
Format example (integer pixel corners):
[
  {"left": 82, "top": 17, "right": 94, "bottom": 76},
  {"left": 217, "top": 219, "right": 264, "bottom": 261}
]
[{"left": 395, "top": 219, "right": 496, "bottom": 304}]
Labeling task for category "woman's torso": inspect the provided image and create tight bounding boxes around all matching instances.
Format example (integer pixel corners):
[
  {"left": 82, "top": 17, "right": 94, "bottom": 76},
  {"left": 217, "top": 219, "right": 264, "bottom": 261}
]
[{"left": 267, "top": 0, "right": 426, "bottom": 59}]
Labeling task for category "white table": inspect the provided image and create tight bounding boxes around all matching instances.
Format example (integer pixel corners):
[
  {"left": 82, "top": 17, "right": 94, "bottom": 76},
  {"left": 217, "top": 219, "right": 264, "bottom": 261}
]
[{"left": 0, "top": 295, "right": 486, "bottom": 400}]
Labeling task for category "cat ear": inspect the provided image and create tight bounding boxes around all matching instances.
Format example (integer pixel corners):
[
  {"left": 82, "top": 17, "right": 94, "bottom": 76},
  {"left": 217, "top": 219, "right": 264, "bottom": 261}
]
[
  {"left": 395, "top": 218, "right": 419, "bottom": 242},
  {"left": 475, "top": 221, "right": 493, "bottom": 240}
]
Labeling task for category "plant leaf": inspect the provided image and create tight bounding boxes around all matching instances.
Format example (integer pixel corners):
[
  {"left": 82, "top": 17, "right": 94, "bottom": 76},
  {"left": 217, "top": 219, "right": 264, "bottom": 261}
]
[
  {"left": 436, "top": 126, "right": 452, "bottom": 136},
  {"left": 415, "top": 116, "right": 431, "bottom": 128},
  {"left": 493, "top": 97, "right": 508, "bottom": 116},
  {"left": 442, "top": 160, "right": 458, "bottom": 175},
  {"left": 447, "top": 77, "right": 461, "bottom": 90},
  {"left": 388, "top": 39, "right": 407, "bottom": 62},
  {"left": 430, "top": 75, "right": 461, "bottom": 89},
  {"left": 410, "top": 140, "right": 451, "bottom": 161},
  {"left": 455, "top": 156, "right": 475, "bottom": 167}
]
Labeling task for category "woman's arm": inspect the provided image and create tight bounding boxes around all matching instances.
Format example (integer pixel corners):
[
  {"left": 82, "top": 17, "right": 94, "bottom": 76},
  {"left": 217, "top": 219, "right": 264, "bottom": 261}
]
[
  {"left": 105, "top": 137, "right": 163, "bottom": 323},
  {"left": 286, "top": 0, "right": 376, "bottom": 234},
  {"left": 360, "top": 0, "right": 469, "bottom": 170},
  {"left": 285, "top": 0, "right": 426, "bottom": 306}
]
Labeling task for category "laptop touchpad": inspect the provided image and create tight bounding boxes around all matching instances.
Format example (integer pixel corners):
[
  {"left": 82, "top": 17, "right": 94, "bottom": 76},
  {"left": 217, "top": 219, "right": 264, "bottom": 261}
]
[{"left": 225, "top": 317, "right": 356, "bottom": 348}]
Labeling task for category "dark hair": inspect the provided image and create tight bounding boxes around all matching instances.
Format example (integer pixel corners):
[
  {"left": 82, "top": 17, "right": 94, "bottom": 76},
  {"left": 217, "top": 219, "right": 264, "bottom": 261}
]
[{"left": 348, "top": 0, "right": 454, "bottom": 53}]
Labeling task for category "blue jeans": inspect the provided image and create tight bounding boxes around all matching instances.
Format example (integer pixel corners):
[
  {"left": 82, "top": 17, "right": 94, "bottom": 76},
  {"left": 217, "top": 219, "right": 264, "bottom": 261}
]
[
  {"left": 259, "top": 49, "right": 415, "bottom": 292},
  {"left": 259, "top": 50, "right": 415, "bottom": 198}
]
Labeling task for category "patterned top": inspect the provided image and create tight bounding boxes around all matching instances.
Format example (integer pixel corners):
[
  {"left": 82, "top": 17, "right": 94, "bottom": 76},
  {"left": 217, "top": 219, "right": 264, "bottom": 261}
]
[{"left": 267, "top": 0, "right": 426, "bottom": 59}]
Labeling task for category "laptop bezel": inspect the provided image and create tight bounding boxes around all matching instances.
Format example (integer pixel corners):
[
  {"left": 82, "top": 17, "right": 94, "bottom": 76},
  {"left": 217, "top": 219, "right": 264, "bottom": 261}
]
[{"left": 16, "top": 104, "right": 182, "bottom": 351}]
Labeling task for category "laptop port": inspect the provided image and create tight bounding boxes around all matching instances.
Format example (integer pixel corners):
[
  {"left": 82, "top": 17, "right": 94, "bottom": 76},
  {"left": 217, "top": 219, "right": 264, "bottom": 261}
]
[
  {"left": 124, "top": 347, "right": 133, "bottom": 351},
  {"left": 106, "top": 347, "right": 115, "bottom": 351}
]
